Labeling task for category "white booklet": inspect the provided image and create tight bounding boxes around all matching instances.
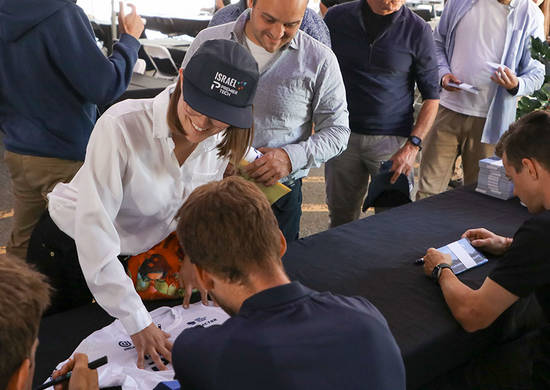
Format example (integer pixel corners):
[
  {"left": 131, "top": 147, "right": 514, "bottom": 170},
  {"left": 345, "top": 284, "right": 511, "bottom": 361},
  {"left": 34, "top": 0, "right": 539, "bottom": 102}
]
[
  {"left": 447, "top": 82, "right": 480, "bottom": 95},
  {"left": 437, "top": 238, "right": 488, "bottom": 274},
  {"left": 487, "top": 61, "right": 509, "bottom": 72}
]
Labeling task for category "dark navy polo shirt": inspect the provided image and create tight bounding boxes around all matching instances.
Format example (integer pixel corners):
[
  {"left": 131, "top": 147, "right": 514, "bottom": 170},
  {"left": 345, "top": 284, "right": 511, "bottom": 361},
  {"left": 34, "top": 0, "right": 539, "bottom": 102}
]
[
  {"left": 325, "top": 0, "right": 440, "bottom": 136},
  {"left": 173, "top": 281, "right": 405, "bottom": 390}
]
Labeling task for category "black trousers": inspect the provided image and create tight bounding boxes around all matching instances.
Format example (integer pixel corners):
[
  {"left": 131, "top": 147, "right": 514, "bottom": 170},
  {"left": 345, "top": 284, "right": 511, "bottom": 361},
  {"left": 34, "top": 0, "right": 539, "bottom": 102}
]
[{"left": 27, "top": 211, "right": 93, "bottom": 315}]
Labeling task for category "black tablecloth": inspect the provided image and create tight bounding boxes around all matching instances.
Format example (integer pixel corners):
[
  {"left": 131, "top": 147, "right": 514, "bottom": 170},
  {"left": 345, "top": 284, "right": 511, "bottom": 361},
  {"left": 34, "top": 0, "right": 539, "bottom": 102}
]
[
  {"left": 35, "top": 187, "right": 543, "bottom": 388},
  {"left": 121, "top": 73, "right": 174, "bottom": 100},
  {"left": 282, "top": 186, "right": 543, "bottom": 389},
  {"left": 143, "top": 17, "right": 209, "bottom": 37},
  {"left": 99, "top": 73, "right": 174, "bottom": 114}
]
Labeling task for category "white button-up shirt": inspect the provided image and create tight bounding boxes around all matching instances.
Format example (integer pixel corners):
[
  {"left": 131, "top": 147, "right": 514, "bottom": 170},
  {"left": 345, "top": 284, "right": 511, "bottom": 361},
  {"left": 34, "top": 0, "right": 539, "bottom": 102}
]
[{"left": 48, "top": 86, "right": 227, "bottom": 335}]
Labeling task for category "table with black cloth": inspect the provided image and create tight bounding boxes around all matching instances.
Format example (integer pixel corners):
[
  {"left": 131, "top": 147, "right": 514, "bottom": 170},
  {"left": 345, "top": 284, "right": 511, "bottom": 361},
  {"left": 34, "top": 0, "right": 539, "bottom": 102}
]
[
  {"left": 34, "top": 187, "right": 544, "bottom": 388},
  {"left": 283, "top": 186, "right": 543, "bottom": 388},
  {"left": 99, "top": 73, "right": 174, "bottom": 114},
  {"left": 142, "top": 16, "right": 209, "bottom": 38},
  {"left": 119, "top": 73, "right": 175, "bottom": 100}
]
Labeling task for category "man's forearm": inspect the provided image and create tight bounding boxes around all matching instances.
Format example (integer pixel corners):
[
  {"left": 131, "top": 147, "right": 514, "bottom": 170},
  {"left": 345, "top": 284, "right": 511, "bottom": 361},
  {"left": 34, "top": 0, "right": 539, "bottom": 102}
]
[
  {"left": 438, "top": 270, "right": 518, "bottom": 332},
  {"left": 438, "top": 269, "right": 485, "bottom": 332},
  {"left": 411, "top": 99, "right": 439, "bottom": 140}
]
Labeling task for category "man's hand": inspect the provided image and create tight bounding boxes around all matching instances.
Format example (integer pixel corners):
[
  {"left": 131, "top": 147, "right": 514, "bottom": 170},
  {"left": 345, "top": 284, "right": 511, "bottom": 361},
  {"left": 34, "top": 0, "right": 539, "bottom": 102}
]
[
  {"left": 243, "top": 147, "right": 292, "bottom": 186},
  {"left": 462, "top": 228, "right": 512, "bottom": 256},
  {"left": 441, "top": 73, "right": 462, "bottom": 92},
  {"left": 118, "top": 2, "right": 144, "bottom": 40},
  {"left": 179, "top": 255, "right": 208, "bottom": 308},
  {"left": 490, "top": 67, "right": 519, "bottom": 90},
  {"left": 388, "top": 143, "right": 418, "bottom": 184},
  {"left": 130, "top": 323, "right": 172, "bottom": 370},
  {"left": 53, "top": 353, "right": 98, "bottom": 390},
  {"left": 422, "top": 248, "right": 452, "bottom": 276}
]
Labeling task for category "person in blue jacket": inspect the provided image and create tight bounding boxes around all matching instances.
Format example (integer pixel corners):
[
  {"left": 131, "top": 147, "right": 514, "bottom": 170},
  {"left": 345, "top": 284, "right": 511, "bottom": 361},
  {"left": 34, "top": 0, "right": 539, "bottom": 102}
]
[{"left": 0, "top": 0, "right": 144, "bottom": 261}]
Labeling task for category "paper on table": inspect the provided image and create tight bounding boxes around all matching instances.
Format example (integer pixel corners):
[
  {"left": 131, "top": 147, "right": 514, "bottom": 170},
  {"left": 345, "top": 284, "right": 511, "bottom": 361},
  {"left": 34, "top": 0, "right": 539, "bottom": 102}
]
[{"left": 447, "top": 82, "right": 480, "bottom": 95}]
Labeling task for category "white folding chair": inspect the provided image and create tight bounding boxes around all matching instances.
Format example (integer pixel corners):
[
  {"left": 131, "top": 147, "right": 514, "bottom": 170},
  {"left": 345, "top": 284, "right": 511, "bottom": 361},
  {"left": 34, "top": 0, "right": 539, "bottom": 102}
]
[{"left": 142, "top": 44, "right": 178, "bottom": 79}]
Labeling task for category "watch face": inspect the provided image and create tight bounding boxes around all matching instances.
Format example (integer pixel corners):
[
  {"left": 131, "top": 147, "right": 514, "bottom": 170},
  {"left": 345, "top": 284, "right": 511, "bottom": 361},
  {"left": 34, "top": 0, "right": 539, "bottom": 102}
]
[{"left": 409, "top": 136, "right": 421, "bottom": 146}]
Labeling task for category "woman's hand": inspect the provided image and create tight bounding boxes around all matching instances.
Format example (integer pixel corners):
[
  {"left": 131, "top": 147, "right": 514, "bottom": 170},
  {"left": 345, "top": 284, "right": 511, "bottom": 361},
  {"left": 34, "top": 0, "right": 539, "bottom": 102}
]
[
  {"left": 130, "top": 323, "right": 172, "bottom": 370},
  {"left": 178, "top": 255, "right": 208, "bottom": 308}
]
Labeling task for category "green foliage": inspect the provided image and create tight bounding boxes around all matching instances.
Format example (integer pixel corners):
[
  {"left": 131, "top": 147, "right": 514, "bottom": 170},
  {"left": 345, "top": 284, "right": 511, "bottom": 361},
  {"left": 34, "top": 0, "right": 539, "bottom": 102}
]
[{"left": 517, "top": 37, "right": 550, "bottom": 119}]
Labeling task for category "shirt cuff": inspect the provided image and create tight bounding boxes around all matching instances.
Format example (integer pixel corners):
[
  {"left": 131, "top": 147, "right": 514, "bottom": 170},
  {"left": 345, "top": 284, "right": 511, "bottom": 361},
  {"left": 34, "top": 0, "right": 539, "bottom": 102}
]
[
  {"left": 119, "top": 306, "right": 153, "bottom": 336},
  {"left": 282, "top": 143, "right": 307, "bottom": 173},
  {"left": 117, "top": 33, "right": 142, "bottom": 52},
  {"left": 507, "top": 84, "right": 519, "bottom": 96}
]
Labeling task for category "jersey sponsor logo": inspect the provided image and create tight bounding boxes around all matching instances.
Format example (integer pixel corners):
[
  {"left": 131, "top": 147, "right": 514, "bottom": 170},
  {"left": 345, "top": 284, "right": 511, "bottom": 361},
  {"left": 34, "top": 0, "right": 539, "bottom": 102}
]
[
  {"left": 118, "top": 340, "right": 135, "bottom": 351},
  {"left": 145, "top": 354, "right": 170, "bottom": 372},
  {"left": 187, "top": 316, "right": 219, "bottom": 327}
]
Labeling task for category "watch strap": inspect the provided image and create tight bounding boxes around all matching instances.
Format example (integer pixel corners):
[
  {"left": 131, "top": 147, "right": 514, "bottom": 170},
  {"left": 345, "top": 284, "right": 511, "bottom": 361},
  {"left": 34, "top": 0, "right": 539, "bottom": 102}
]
[
  {"left": 407, "top": 135, "right": 422, "bottom": 151},
  {"left": 432, "top": 263, "right": 452, "bottom": 284}
]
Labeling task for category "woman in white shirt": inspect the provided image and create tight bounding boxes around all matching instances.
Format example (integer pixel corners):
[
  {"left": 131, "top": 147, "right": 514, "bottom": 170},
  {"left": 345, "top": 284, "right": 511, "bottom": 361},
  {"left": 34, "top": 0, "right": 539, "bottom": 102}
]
[{"left": 27, "top": 39, "right": 259, "bottom": 370}]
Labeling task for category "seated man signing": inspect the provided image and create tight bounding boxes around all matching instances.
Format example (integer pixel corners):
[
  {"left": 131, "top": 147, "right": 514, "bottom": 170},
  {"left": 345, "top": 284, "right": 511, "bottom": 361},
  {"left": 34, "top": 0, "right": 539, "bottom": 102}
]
[
  {"left": 0, "top": 255, "right": 98, "bottom": 390},
  {"left": 173, "top": 176, "right": 405, "bottom": 389},
  {"left": 422, "top": 110, "right": 550, "bottom": 388}
]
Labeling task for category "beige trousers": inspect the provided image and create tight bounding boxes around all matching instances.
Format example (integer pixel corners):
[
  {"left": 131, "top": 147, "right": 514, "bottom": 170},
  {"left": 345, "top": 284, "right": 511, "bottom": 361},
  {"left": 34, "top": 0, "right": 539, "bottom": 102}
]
[
  {"left": 4, "top": 151, "right": 82, "bottom": 260},
  {"left": 417, "top": 106, "right": 495, "bottom": 200}
]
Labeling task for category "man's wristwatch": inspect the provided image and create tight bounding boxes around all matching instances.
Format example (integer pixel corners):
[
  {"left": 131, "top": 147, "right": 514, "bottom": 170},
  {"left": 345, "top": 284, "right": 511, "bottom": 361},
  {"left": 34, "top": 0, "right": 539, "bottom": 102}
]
[
  {"left": 407, "top": 135, "right": 422, "bottom": 151},
  {"left": 431, "top": 263, "right": 453, "bottom": 284}
]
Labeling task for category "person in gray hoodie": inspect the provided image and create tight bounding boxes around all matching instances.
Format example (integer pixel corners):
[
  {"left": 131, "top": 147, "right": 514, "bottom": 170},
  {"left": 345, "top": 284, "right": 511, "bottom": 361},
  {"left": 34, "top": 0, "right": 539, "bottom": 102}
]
[{"left": 0, "top": 0, "right": 144, "bottom": 260}]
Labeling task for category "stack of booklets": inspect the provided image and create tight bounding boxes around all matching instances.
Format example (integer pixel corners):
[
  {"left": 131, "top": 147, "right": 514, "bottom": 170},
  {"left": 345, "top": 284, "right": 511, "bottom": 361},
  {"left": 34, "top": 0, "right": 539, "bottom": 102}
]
[{"left": 475, "top": 157, "right": 514, "bottom": 200}]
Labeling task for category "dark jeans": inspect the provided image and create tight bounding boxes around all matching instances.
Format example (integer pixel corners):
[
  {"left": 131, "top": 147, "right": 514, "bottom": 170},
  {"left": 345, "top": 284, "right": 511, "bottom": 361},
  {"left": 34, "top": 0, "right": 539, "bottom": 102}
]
[
  {"left": 272, "top": 179, "right": 302, "bottom": 243},
  {"left": 27, "top": 211, "right": 93, "bottom": 315}
]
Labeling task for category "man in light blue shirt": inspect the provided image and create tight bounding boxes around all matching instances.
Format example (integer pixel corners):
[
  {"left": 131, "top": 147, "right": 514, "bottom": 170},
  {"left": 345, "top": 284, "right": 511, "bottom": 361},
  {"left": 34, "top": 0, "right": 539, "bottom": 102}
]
[
  {"left": 417, "top": 0, "right": 545, "bottom": 199},
  {"left": 209, "top": 0, "right": 331, "bottom": 47},
  {"left": 182, "top": 0, "right": 350, "bottom": 242}
]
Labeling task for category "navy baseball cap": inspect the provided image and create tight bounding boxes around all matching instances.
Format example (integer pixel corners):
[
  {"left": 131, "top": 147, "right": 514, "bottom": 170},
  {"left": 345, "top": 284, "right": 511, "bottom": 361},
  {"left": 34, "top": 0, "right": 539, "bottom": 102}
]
[
  {"left": 362, "top": 160, "right": 412, "bottom": 211},
  {"left": 183, "top": 39, "right": 259, "bottom": 129}
]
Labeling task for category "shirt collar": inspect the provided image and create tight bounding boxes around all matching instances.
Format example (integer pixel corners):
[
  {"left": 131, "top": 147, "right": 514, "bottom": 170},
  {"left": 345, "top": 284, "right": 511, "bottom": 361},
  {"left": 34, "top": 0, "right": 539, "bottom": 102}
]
[
  {"left": 231, "top": 9, "right": 299, "bottom": 52},
  {"left": 238, "top": 281, "right": 313, "bottom": 315},
  {"left": 152, "top": 84, "right": 175, "bottom": 139}
]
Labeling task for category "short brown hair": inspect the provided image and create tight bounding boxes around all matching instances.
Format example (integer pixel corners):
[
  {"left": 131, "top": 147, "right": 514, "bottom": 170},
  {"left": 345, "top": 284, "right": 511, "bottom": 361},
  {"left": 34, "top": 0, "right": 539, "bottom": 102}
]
[
  {"left": 496, "top": 110, "right": 550, "bottom": 172},
  {"left": 166, "top": 77, "right": 253, "bottom": 166},
  {"left": 176, "top": 176, "right": 282, "bottom": 284},
  {"left": 0, "top": 255, "right": 51, "bottom": 389}
]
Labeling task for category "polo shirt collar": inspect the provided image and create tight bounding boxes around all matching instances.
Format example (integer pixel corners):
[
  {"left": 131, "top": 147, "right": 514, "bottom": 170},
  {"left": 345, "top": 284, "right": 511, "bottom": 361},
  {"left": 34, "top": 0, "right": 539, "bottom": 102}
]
[
  {"left": 231, "top": 9, "right": 299, "bottom": 52},
  {"left": 239, "top": 281, "right": 313, "bottom": 315}
]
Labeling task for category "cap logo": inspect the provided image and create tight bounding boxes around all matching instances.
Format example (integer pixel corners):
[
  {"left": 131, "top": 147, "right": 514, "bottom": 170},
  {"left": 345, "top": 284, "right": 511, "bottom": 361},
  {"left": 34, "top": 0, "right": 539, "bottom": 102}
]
[{"left": 211, "top": 71, "right": 247, "bottom": 97}]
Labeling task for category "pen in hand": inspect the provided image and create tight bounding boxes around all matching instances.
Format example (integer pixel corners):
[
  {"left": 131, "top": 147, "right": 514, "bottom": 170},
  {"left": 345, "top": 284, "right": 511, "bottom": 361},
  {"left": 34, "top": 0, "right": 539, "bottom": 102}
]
[{"left": 34, "top": 355, "right": 107, "bottom": 390}]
